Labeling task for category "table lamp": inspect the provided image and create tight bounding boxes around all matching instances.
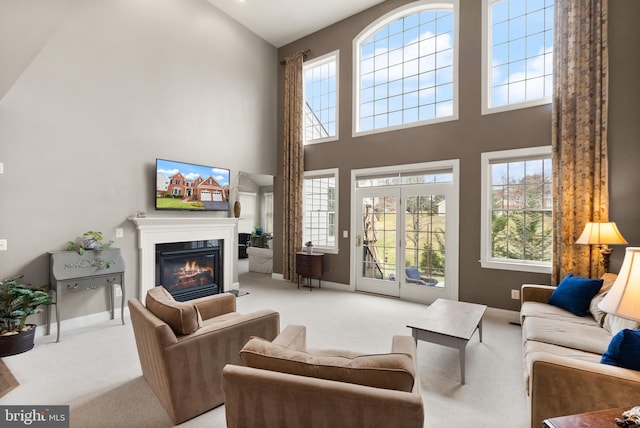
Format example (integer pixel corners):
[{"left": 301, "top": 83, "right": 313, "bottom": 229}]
[
  {"left": 598, "top": 247, "right": 640, "bottom": 322},
  {"left": 575, "top": 222, "right": 628, "bottom": 273}
]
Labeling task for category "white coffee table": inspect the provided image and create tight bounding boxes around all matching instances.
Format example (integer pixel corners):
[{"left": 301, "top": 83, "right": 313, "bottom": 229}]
[{"left": 407, "top": 298, "right": 487, "bottom": 384}]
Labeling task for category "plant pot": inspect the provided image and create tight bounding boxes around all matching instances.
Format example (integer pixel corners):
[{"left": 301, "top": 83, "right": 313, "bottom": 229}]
[{"left": 0, "top": 325, "right": 36, "bottom": 357}]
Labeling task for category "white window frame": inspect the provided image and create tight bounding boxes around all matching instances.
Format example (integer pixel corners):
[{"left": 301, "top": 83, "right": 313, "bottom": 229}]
[
  {"left": 262, "top": 192, "right": 273, "bottom": 234},
  {"left": 352, "top": 0, "right": 460, "bottom": 137},
  {"left": 303, "top": 168, "right": 339, "bottom": 254},
  {"left": 480, "top": 146, "right": 552, "bottom": 273},
  {"left": 482, "top": 0, "right": 553, "bottom": 115},
  {"left": 303, "top": 50, "right": 339, "bottom": 145}
]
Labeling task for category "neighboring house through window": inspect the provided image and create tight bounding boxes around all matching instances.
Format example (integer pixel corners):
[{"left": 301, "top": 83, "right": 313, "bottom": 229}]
[
  {"left": 304, "top": 51, "right": 338, "bottom": 143},
  {"left": 303, "top": 169, "right": 339, "bottom": 253},
  {"left": 354, "top": 0, "right": 459, "bottom": 135},
  {"left": 480, "top": 146, "right": 552, "bottom": 273},
  {"left": 482, "top": 0, "right": 554, "bottom": 113}
]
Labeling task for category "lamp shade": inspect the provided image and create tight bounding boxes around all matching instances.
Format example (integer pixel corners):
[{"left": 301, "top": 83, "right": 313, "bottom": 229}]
[
  {"left": 598, "top": 247, "right": 640, "bottom": 322},
  {"left": 575, "top": 222, "right": 628, "bottom": 245}
]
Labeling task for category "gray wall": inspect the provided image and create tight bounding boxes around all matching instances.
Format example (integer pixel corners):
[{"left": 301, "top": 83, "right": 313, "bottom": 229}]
[
  {"left": 0, "top": 0, "right": 277, "bottom": 323},
  {"left": 274, "top": 0, "right": 640, "bottom": 310}
]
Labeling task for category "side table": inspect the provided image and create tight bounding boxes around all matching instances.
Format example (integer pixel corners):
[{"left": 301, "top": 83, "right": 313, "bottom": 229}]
[
  {"left": 48, "top": 248, "right": 126, "bottom": 342},
  {"left": 296, "top": 252, "right": 324, "bottom": 290},
  {"left": 543, "top": 407, "right": 629, "bottom": 427}
]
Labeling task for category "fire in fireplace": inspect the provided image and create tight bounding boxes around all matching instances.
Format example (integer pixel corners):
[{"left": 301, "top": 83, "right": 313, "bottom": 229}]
[{"left": 156, "top": 241, "right": 223, "bottom": 301}]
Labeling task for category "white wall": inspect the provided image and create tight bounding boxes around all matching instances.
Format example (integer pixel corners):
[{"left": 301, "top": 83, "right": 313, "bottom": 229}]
[{"left": 0, "top": 0, "right": 277, "bottom": 321}]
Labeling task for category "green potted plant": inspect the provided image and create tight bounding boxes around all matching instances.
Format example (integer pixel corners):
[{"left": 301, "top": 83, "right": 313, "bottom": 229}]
[
  {"left": 0, "top": 275, "right": 53, "bottom": 357},
  {"left": 67, "top": 230, "right": 113, "bottom": 255},
  {"left": 67, "top": 230, "right": 114, "bottom": 269}
]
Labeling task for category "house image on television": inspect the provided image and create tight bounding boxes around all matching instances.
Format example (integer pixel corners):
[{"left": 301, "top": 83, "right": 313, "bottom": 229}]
[{"left": 159, "top": 172, "right": 228, "bottom": 202}]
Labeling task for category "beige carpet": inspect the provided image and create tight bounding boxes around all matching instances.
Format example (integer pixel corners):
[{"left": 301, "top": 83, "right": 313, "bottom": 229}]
[
  {"left": 0, "top": 358, "right": 19, "bottom": 398},
  {"left": 2, "top": 271, "right": 528, "bottom": 427}
]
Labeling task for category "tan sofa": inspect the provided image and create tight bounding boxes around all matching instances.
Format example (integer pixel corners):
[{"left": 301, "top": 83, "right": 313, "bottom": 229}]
[
  {"left": 520, "top": 273, "right": 640, "bottom": 427},
  {"left": 128, "top": 288, "right": 279, "bottom": 424},
  {"left": 222, "top": 325, "right": 424, "bottom": 428}
]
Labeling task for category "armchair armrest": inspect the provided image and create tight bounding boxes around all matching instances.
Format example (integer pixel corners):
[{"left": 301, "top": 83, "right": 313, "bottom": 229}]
[
  {"left": 391, "top": 335, "right": 417, "bottom": 356},
  {"left": 521, "top": 284, "right": 555, "bottom": 304},
  {"left": 529, "top": 352, "right": 640, "bottom": 427},
  {"left": 391, "top": 335, "right": 420, "bottom": 394},
  {"left": 272, "top": 324, "right": 306, "bottom": 350},
  {"left": 191, "top": 292, "right": 236, "bottom": 320}
]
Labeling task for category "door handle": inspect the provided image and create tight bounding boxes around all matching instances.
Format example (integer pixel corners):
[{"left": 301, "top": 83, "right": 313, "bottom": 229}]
[{"left": 356, "top": 235, "right": 362, "bottom": 247}]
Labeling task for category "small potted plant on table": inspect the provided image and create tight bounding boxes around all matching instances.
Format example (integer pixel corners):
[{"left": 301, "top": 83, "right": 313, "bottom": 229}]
[{"left": 0, "top": 275, "right": 53, "bottom": 357}]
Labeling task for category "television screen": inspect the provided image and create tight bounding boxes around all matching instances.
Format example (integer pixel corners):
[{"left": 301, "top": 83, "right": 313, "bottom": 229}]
[{"left": 155, "top": 159, "right": 230, "bottom": 211}]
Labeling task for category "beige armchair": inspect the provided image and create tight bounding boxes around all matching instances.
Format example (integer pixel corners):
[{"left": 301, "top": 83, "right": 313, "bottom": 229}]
[
  {"left": 128, "top": 287, "right": 279, "bottom": 424},
  {"left": 222, "top": 325, "right": 424, "bottom": 428}
]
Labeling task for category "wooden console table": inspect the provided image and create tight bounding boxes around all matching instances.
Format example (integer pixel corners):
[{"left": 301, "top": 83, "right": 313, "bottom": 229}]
[
  {"left": 543, "top": 407, "right": 629, "bottom": 427},
  {"left": 48, "top": 248, "right": 125, "bottom": 342},
  {"left": 296, "top": 252, "right": 324, "bottom": 290}
]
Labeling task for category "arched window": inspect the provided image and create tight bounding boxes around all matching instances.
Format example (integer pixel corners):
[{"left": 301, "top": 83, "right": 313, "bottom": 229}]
[{"left": 354, "top": 0, "right": 459, "bottom": 135}]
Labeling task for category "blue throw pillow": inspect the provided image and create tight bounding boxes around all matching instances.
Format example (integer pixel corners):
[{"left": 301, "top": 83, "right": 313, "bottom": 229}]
[
  {"left": 601, "top": 329, "right": 640, "bottom": 371},
  {"left": 548, "top": 273, "right": 603, "bottom": 317}
]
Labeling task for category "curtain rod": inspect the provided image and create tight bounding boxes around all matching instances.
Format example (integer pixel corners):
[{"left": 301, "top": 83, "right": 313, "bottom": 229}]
[{"left": 279, "top": 49, "right": 311, "bottom": 66}]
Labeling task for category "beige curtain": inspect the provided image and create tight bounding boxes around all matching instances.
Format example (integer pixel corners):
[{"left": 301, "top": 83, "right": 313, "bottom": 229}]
[
  {"left": 552, "top": 0, "right": 609, "bottom": 283},
  {"left": 282, "top": 52, "right": 304, "bottom": 281}
]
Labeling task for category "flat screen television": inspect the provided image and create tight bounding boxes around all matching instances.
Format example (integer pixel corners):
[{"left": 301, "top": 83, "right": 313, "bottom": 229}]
[{"left": 155, "top": 158, "right": 230, "bottom": 212}]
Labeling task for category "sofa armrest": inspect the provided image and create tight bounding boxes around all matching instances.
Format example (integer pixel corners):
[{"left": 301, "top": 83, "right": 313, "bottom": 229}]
[
  {"left": 222, "top": 364, "right": 424, "bottom": 428},
  {"left": 529, "top": 352, "right": 640, "bottom": 427},
  {"left": 521, "top": 284, "right": 555, "bottom": 304},
  {"left": 191, "top": 292, "right": 236, "bottom": 320},
  {"left": 272, "top": 324, "right": 306, "bottom": 350}
]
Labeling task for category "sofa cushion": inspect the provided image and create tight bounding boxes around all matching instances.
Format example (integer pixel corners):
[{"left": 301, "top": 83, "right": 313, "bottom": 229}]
[
  {"left": 145, "top": 286, "right": 202, "bottom": 335},
  {"left": 603, "top": 314, "right": 640, "bottom": 336},
  {"left": 523, "top": 316, "right": 611, "bottom": 355},
  {"left": 601, "top": 329, "right": 640, "bottom": 371},
  {"left": 240, "top": 337, "right": 415, "bottom": 392},
  {"left": 521, "top": 301, "right": 600, "bottom": 327},
  {"left": 523, "top": 340, "right": 602, "bottom": 392},
  {"left": 549, "top": 274, "right": 603, "bottom": 317},
  {"left": 589, "top": 273, "right": 618, "bottom": 326}
]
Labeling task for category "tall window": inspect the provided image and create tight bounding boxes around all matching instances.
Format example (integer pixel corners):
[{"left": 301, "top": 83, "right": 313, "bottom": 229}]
[
  {"left": 354, "top": 0, "right": 459, "bottom": 135},
  {"left": 481, "top": 147, "right": 552, "bottom": 273},
  {"left": 483, "top": 0, "right": 554, "bottom": 113},
  {"left": 304, "top": 51, "right": 338, "bottom": 143},
  {"left": 303, "top": 169, "right": 339, "bottom": 253}
]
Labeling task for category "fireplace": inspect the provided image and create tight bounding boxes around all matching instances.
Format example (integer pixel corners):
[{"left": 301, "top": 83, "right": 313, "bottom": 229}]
[
  {"left": 129, "top": 217, "right": 239, "bottom": 301},
  {"left": 156, "top": 240, "right": 222, "bottom": 301}
]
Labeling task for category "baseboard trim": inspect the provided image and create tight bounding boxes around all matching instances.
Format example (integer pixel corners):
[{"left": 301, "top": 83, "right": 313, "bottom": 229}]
[{"left": 36, "top": 308, "right": 131, "bottom": 339}]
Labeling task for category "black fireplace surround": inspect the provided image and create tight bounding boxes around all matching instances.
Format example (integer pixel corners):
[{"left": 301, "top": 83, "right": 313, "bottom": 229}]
[{"left": 156, "top": 240, "right": 223, "bottom": 301}]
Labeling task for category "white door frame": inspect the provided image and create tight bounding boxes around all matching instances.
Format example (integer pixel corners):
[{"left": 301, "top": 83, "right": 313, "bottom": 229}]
[{"left": 350, "top": 160, "right": 460, "bottom": 303}]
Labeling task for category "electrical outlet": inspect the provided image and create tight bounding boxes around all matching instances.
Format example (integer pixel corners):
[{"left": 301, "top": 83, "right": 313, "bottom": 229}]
[
  {"left": 0, "top": 162, "right": 4, "bottom": 174},
  {"left": 0, "top": 239, "right": 6, "bottom": 251},
  {"left": 115, "top": 286, "right": 122, "bottom": 297},
  {"left": 511, "top": 289, "right": 520, "bottom": 300},
  {"left": 115, "top": 228, "right": 124, "bottom": 238}
]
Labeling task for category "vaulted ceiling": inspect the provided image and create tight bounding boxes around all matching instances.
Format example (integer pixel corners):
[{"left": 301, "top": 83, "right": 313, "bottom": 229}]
[
  {"left": 206, "top": 0, "right": 384, "bottom": 47},
  {"left": 0, "top": 0, "right": 383, "bottom": 100}
]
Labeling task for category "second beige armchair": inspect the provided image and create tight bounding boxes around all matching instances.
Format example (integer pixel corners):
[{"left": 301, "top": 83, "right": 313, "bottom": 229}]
[{"left": 222, "top": 325, "right": 424, "bottom": 428}]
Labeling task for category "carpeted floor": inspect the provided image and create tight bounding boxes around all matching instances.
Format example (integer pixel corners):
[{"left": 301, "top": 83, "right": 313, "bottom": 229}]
[
  {"left": 0, "top": 358, "right": 19, "bottom": 398},
  {"left": 2, "top": 271, "right": 528, "bottom": 427}
]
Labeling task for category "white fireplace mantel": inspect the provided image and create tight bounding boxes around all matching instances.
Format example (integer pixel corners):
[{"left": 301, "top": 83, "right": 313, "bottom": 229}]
[{"left": 129, "top": 216, "right": 238, "bottom": 300}]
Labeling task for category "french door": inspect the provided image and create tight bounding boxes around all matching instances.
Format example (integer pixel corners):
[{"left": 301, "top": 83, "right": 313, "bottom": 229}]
[{"left": 353, "top": 165, "right": 458, "bottom": 304}]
